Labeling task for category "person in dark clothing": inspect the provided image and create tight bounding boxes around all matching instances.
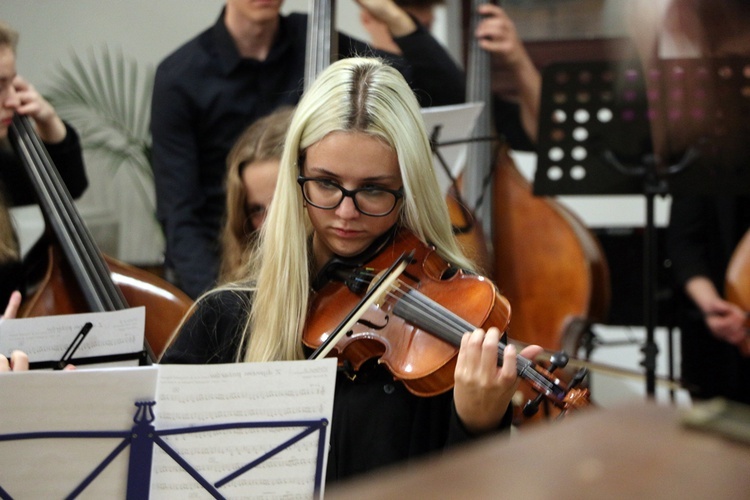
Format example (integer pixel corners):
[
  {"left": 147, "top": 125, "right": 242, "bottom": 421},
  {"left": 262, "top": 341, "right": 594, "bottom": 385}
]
[
  {"left": 668, "top": 196, "right": 750, "bottom": 404},
  {"left": 151, "top": 0, "right": 466, "bottom": 299},
  {"left": 162, "top": 57, "right": 542, "bottom": 482},
  {"left": 363, "top": 2, "right": 540, "bottom": 149},
  {"left": 474, "top": 3, "right": 540, "bottom": 147},
  {"left": 630, "top": 0, "right": 750, "bottom": 404},
  {"left": 0, "top": 19, "right": 88, "bottom": 313}
]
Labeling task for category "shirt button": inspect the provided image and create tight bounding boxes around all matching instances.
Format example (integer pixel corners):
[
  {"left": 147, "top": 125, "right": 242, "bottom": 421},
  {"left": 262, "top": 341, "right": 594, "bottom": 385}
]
[{"left": 383, "top": 384, "right": 395, "bottom": 394}]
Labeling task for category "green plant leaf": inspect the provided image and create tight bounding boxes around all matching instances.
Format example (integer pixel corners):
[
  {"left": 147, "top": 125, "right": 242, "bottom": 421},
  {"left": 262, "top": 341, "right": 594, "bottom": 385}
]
[{"left": 45, "top": 45, "right": 156, "bottom": 226}]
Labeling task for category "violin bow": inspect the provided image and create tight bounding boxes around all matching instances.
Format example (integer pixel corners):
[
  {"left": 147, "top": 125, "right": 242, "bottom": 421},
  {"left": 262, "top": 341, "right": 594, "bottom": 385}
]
[{"left": 308, "top": 252, "right": 411, "bottom": 360}]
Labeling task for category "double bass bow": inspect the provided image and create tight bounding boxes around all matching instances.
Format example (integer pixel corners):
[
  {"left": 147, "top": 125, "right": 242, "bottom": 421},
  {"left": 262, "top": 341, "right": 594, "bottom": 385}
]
[{"left": 8, "top": 114, "right": 192, "bottom": 363}]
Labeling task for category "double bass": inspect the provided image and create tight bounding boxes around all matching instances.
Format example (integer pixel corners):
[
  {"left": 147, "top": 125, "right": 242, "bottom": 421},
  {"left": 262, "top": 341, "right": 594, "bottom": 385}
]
[
  {"left": 9, "top": 114, "right": 192, "bottom": 362},
  {"left": 461, "top": 0, "right": 609, "bottom": 420},
  {"left": 725, "top": 228, "right": 750, "bottom": 356}
]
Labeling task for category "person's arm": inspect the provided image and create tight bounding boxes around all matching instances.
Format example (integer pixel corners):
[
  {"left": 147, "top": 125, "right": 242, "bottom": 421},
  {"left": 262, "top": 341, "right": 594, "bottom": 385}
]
[
  {"left": 356, "top": 0, "right": 416, "bottom": 38},
  {"left": 667, "top": 196, "right": 747, "bottom": 346},
  {"left": 354, "top": 0, "right": 466, "bottom": 107},
  {"left": 150, "top": 65, "right": 219, "bottom": 299},
  {"left": 3, "top": 76, "right": 88, "bottom": 205},
  {"left": 12, "top": 75, "right": 67, "bottom": 144},
  {"left": 475, "top": 4, "right": 540, "bottom": 142},
  {"left": 43, "top": 123, "right": 88, "bottom": 199},
  {"left": 685, "top": 276, "right": 747, "bottom": 345}
]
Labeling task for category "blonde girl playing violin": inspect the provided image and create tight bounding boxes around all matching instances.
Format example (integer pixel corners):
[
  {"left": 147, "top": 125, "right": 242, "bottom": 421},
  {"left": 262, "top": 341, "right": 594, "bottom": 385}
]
[{"left": 162, "top": 57, "right": 541, "bottom": 482}]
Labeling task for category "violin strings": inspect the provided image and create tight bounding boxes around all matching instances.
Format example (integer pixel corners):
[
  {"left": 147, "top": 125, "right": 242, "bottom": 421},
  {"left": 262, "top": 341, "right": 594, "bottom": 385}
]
[
  {"left": 342, "top": 268, "right": 559, "bottom": 393},
  {"left": 348, "top": 268, "right": 487, "bottom": 344}
]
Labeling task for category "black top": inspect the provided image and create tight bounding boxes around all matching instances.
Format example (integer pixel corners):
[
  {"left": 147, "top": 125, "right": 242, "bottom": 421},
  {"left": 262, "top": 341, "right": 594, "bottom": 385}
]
[
  {"left": 162, "top": 288, "right": 513, "bottom": 483},
  {"left": 0, "top": 123, "right": 88, "bottom": 206},
  {"left": 0, "top": 122, "right": 88, "bottom": 307},
  {"left": 150, "top": 11, "right": 466, "bottom": 299}
]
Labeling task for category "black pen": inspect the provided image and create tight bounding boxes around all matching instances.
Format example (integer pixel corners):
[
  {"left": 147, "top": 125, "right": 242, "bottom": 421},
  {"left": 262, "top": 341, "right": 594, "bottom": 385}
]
[{"left": 55, "top": 322, "right": 93, "bottom": 370}]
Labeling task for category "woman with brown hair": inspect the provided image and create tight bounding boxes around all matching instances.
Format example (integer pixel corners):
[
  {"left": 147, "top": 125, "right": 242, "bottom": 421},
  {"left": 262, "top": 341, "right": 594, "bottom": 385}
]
[{"left": 219, "top": 106, "right": 294, "bottom": 283}]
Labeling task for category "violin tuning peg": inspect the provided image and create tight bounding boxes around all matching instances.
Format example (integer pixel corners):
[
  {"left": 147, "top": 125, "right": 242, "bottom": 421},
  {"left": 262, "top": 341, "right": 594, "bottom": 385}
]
[
  {"left": 570, "top": 367, "right": 589, "bottom": 389},
  {"left": 548, "top": 350, "right": 569, "bottom": 371},
  {"left": 522, "top": 393, "right": 544, "bottom": 417}
]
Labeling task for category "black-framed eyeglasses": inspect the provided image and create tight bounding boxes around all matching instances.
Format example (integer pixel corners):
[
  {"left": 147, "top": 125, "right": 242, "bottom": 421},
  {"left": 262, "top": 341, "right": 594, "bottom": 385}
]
[{"left": 297, "top": 176, "right": 404, "bottom": 217}]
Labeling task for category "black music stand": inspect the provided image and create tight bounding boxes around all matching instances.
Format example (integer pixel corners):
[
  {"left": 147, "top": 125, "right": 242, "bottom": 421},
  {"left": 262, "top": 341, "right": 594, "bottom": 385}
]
[{"left": 534, "top": 57, "right": 750, "bottom": 397}]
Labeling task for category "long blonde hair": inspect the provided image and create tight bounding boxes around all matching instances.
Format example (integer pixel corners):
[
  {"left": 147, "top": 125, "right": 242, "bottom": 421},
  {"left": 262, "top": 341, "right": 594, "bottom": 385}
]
[
  {"left": 240, "top": 57, "right": 473, "bottom": 362},
  {"left": 220, "top": 107, "right": 294, "bottom": 283}
]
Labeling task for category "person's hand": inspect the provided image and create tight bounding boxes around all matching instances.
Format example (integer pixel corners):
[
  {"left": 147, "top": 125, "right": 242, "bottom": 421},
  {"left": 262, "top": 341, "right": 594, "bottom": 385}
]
[
  {"left": 475, "top": 4, "right": 528, "bottom": 68},
  {"left": 687, "top": 276, "right": 748, "bottom": 346},
  {"left": 356, "top": 0, "right": 416, "bottom": 38},
  {"left": 1, "top": 293, "right": 29, "bottom": 371},
  {"left": 704, "top": 297, "right": 748, "bottom": 346},
  {"left": 0, "top": 350, "right": 29, "bottom": 372},
  {"left": 1, "top": 290, "right": 22, "bottom": 319},
  {"left": 475, "top": 3, "right": 541, "bottom": 142},
  {"left": 453, "top": 326, "right": 543, "bottom": 434},
  {"left": 10, "top": 75, "right": 67, "bottom": 143}
]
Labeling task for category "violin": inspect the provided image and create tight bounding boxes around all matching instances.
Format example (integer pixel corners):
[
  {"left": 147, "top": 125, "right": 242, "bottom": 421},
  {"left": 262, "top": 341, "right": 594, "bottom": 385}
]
[{"left": 303, "top": 229, "right": 590, "bottom": 413}]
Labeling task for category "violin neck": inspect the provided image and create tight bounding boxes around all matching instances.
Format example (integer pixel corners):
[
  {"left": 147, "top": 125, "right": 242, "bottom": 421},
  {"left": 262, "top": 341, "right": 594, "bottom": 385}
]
[{"left": 392, "top": 288, "right": 567, "bottom": 402}]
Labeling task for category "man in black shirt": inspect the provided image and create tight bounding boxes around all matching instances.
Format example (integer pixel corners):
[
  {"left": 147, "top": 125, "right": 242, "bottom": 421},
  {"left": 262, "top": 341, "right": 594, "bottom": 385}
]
[{"left": 151, "top": 0, "right": 466, "bottom": 298}]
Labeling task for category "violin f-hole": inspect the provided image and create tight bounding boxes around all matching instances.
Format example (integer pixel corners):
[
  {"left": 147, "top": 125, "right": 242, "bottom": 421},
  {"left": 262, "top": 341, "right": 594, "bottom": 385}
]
[{"left": 355, "top": 316, "right": 390, "bottom": 332}]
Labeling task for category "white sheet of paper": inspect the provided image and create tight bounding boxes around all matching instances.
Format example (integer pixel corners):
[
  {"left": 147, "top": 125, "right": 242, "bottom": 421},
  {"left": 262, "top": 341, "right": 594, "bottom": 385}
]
[
  {"left": 0, "top": 359, "right": 337, "bottom": 499},
  {"left": 0, "top": 367, "right": 159, "bottom": 498},
  {"left": 421, "top": 102, "right": 485, "bottom": 196},
  {"left": 151, "top": 359, "right": 337, "bottom": 499},
  {"left": 0, "top": 307, "right": 145, "bottom": 366}
]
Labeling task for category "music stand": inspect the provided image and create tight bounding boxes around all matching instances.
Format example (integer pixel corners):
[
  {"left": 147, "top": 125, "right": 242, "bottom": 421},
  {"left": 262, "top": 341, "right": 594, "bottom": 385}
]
[{"left": 534, "top": 57, "right": 750, "bottom": 397}]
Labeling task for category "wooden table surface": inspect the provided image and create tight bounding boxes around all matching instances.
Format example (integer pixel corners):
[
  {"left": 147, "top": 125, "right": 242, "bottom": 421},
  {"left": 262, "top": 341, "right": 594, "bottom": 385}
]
[{"left": 326, "top": 401, "right": 750, "bottom": 499}]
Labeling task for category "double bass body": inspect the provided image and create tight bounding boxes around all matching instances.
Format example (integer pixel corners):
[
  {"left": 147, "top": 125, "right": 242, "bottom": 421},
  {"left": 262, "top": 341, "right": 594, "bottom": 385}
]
[
  {"left": 20, "top": 243, "right": 192, "bottom": 360},
  {"left": 492, "top": 145, "right": 611, "bottom": 353}
]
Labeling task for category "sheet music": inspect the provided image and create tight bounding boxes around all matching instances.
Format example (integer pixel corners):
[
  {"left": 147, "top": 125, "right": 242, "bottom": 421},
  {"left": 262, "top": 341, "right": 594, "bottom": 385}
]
[
  {"left": 0, "top": 359, "right": 337, "bottom": 499},
  {"left": 151, "top": 359, "right": 337, "bottom": 499},
  {"left": 0, "top": 367, "right": 159, "bottom": 498},
  {"left": 420, "top": 102, "right": 484, "bottom": 196},
  {"left": 0, "top": 307, "right": 145, "bottom": 366}
]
